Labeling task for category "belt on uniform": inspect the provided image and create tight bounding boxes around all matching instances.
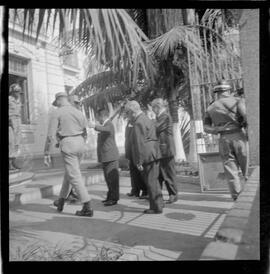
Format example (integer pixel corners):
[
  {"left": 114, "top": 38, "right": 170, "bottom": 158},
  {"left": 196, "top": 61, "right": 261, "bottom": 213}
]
[
  {"left": 219, "top": 128, "right": 242, "bottom": 135},
  {"left": 58, "top": 134, "right": 83, "bottom": 140}
]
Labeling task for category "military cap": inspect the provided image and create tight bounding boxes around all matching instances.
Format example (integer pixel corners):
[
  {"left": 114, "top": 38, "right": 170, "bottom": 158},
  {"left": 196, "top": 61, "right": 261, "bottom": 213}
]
[
  {"left": 213, "top": 80, "right": 231, "bottom": 93},
  {"left": 52, "top": 92, "right": 68, "bottom": 106}
]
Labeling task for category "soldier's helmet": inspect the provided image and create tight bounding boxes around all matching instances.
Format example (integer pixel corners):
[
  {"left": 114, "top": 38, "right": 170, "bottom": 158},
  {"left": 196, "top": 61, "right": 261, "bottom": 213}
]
[
  {"left": 213, "top": 80, "right": 231, "bottom": 93},
  {"left": 9, "top": 83, "right": 22, "bottom": 94}
]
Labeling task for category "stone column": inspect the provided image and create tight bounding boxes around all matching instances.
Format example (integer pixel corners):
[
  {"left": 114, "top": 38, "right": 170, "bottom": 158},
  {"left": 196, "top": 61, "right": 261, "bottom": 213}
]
[{"left": 239, "top": 9, "right": 259, "bottom": 166}]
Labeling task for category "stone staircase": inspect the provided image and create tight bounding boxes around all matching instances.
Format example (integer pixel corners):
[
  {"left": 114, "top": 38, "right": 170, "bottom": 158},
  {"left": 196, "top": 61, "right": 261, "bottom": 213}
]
[{"left": 9, "top": 170, "right": 35, "bottom": 188}]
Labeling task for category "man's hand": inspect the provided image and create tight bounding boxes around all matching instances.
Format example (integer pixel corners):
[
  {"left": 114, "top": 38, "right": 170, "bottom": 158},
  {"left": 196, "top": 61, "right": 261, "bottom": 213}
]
[
  {"left": 88, "top": 121, "right": 96, "bottom": 128},
  {"left": 44, "top": 155, "right": 51, "bottom": 167},
  {"left": 137, "top": 164, "right": 143, "bottom": 171}
]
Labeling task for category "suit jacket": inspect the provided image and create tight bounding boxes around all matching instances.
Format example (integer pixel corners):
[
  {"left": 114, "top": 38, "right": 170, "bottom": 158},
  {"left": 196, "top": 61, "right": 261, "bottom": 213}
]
[
  {"left": 155, "top": 111, "right": 175, "bottom": 158},
  {"left": 130, "top": 112, "right": 161, "bottom": 166},
  {"left": 95, "top": 120, "right": 119, "bottom": 163},
  {"left": 124, "top": 121, "right": 133, "bottom": 160}
]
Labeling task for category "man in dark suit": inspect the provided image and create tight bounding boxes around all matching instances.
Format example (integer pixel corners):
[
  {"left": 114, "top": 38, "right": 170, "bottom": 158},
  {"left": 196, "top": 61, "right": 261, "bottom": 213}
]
[
  {"left": 89, "top": 108, "right": 120, "bottom": 206},
  {"left": 125, "top": 117, "right": 148, "bottom": 199},
  {"left": 151, "top": 98, "right": 178, "bottom": 204},
  {"left": 124, "top": 101, "right": 163, "bottom": 214}
]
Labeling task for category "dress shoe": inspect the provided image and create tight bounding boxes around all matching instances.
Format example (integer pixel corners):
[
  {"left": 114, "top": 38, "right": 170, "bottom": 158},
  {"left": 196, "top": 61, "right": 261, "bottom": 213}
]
[
  {"left": 57, "top": 198, "right": 65, "bottom": 212},
  {"left": 165, "top": 195, "right": 178, "bottom": 204},
  {"left": 104, "top": 200, "right": 118, "bottom": 206},
  {"left": 143, "top": 209, "right": 163, "bottom": 214},
  {"left": 75, "top": 201, "right": 94, "bottom": 217},
  {"left": 102, "top": 199, "right": 110, "bottom": 203}
]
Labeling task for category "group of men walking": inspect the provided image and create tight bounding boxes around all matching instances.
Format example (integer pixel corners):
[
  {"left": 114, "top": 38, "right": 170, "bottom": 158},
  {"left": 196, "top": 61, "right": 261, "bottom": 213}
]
[
  {"left": 7, "top": 78, "right": 248, "bottom": 218},
  {"left": 43, "top": 90, "right": 179, "bottom": 216},
  {"left": 123, "top": 100, "right": 178, "bottom": 214}
]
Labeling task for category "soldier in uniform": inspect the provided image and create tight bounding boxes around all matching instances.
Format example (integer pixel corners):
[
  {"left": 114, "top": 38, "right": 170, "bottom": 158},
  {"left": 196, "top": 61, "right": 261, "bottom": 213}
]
[
  {"left": 9, "top": 83, "right": 22, "bottom": 170},
  {"left": 151, "top": 98, "right": 178, "bottom": 204},
  {"left": 44, "top": 94, "right": 79, "bottom": 206},
  {"left": 44, "top": 92, "right": 93, "bottom": 216},
  {"left": 203, "top": 80, "right": 249, "bottom": 201},
  {"left": 125, "top": 101, "right": 163, "bottom": 214}
]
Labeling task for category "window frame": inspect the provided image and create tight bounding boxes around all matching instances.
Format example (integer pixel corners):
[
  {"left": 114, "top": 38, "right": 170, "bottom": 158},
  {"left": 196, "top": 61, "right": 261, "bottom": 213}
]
[{"left": 9, "top": 54, "right": 31, "bottom": 125}]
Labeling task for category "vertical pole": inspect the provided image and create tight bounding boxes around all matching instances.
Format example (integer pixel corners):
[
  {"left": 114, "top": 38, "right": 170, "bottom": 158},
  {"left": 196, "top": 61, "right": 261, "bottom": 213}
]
[
  {"left": 221, "top": 20, "right": 229, "bottom": 80},
  {"left": 215, "top": 23, "right": 222, "bottom": 80},
  {"left": 186, "top": 30, "right": 198, "bottom": 164},
  {"left": 209, "top": 29, "right": 217, "bottom": 83},
  {"left": 203, "top": 27, "right": 212, "bottom": 103}
]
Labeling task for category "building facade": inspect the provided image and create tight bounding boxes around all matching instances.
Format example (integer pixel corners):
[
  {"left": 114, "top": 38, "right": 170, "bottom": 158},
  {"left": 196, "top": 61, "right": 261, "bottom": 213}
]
[
  {"left": 8, "top": 10, "right": 127, "bottom": 168},
  {"left": 8, "top": 11, "right": 87, "bottom": 164}
]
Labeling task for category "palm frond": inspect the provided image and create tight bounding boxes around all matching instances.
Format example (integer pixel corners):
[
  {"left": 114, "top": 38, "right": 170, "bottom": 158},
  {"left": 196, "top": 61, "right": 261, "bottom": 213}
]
[
  {"left": 72, "top": 70, "right": 124, "bottom": 97},
  {"left": 82, "top": 84, "right": 130, "bottom": 116},
  {"left": 179, "top": 110, "right": 191, "bottom": 156},
  {"left": 11, "top": 8, "right": 156, "bottom": 87}
]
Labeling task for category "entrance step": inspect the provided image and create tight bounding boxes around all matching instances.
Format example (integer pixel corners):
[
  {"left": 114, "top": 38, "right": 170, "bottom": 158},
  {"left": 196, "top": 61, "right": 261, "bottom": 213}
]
[{"left": 9, "top": 171, "right": 35, "bottom": 188}]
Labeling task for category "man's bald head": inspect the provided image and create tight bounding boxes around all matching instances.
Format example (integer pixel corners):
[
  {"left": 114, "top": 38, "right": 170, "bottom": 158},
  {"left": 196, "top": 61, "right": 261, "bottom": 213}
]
[
  {"left": 124, "top": 100, "right": 142, "bottom": 121},
  {"left": 125, "top": 100, "right": 141, "bottom": 113}
]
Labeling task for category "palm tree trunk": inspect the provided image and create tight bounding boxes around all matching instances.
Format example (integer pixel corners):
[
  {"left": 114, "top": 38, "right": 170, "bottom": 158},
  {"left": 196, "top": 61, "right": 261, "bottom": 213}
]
[
  {"left": 169, "top": 92, "right": 186, "bottom": 162},
  {"left": 182, "top": 8, "right": 206, "bottom": 165},
  {"left": 188, "top": 118, "right": 198, "bottom": 164}
]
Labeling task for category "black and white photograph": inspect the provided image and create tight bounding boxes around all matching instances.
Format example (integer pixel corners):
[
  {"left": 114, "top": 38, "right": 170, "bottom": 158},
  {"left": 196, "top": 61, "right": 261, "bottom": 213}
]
[{"left": 0, "top": 6, "right": 268, "bottom": 272}]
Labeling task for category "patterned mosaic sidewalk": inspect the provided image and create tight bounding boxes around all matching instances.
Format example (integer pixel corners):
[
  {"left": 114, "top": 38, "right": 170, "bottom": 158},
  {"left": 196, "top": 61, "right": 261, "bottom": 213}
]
[{"left": 10, "top": 182, "right": 234, "bottom": 261}]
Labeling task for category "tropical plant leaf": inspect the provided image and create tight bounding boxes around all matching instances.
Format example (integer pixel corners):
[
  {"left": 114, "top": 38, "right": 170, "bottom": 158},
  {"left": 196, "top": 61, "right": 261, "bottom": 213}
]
[{"left": 11, "top": 8, "right": 156, "bottom": 87}]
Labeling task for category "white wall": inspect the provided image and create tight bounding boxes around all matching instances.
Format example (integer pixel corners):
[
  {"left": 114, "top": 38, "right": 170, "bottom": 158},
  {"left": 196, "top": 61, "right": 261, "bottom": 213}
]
[{"left": 9, "top": 31, "right": 83, "bottom": 157}]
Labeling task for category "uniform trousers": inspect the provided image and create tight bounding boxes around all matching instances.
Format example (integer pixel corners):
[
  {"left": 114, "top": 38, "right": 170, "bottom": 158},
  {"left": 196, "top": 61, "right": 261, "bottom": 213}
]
[
  {"left": 59, "top": 136, "right": 90, "bottom": 203},
  {"left": 141, "top": 161, "right": 163, "bottom": 212},
  {"left": 219, "top": 130, "right": 249, "bottom": 199},
  {"left": 102, "top": 160, "right": 120, "bottom": 201},
  {"left": 159, "top": 156, "right": 178, "bottom": 196}
]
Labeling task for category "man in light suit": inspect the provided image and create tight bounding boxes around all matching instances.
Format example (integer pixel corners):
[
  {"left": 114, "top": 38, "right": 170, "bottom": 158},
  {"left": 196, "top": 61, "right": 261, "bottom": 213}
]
[
  {"left": 89, "top": 108, "right": 120, "bottom": 206},
  {"left": 124, "top": 101, "right": 163, "bottom": 214},
  {"left": 44, "top": 92, "right": 93, "bottom": 217},
  {"left": 151, "top": 98, "right": 178, "bottom": 204},
  {"left": 48, "top": 94, "right": 80, "bottom": 207}
]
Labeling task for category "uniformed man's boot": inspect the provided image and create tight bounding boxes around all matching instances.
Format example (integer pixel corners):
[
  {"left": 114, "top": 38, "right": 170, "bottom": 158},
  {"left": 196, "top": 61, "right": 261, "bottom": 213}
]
[
  {"left": 75, "top": 201, "right": 93, "bottom": 217},
  {"left": 57, "top": 198, "right": 65, "bottom": 212}
]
